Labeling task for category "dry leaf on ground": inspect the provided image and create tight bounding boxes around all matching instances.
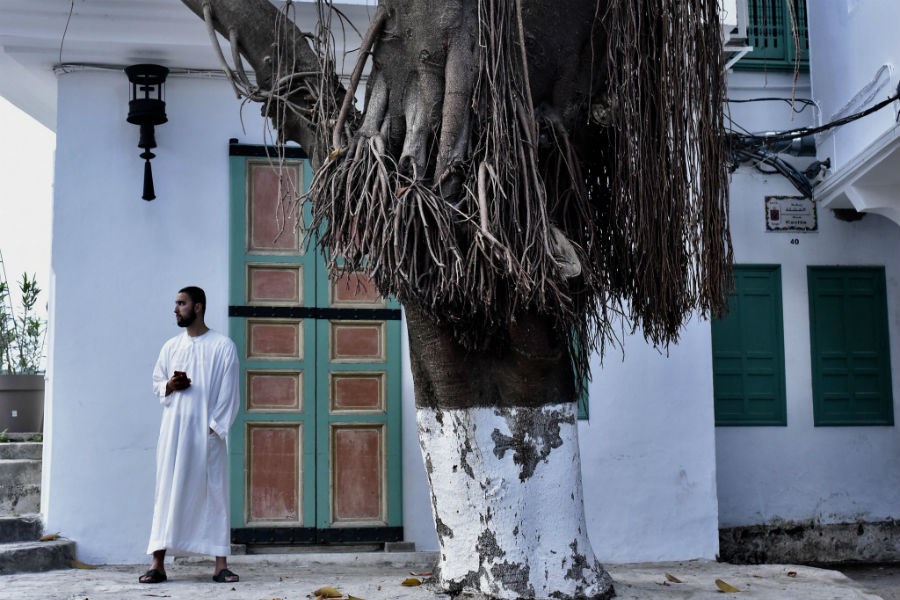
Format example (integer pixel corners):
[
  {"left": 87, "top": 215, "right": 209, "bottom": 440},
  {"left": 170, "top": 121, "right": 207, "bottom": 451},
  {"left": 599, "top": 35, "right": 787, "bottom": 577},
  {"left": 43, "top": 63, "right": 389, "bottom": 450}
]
[
  {"left": 39, "top": 533, "right": 60, "bottom": 541},
  {"left": 312, "top": 587, "right": 343, "bottom": 598},
  {"left": 715, "top": 578, "right": 741, "bottom": 593},
  {"left": 401, "top": 577, "right": 422, "bottom": 586},
  {"left": 665, "top": 572, "right": 683, "bottom": 583},
  {"left": 70, "top": 559, "right": 96, "bottom": 570}
]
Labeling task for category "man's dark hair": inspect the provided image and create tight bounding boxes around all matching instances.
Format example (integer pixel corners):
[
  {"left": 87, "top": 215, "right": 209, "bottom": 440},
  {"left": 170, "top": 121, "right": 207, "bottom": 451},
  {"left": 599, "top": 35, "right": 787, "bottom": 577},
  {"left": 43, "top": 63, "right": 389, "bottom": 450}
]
[{"left": 179, "top": 286, "right": 206, "bottom": 312}]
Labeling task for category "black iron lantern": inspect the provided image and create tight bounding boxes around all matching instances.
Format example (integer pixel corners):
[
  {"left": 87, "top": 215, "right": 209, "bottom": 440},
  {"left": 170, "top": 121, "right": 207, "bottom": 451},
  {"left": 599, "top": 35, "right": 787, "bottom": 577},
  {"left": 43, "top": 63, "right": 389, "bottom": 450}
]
[{"left": 125, "top": 64, "right": 169, "bottom": 201}]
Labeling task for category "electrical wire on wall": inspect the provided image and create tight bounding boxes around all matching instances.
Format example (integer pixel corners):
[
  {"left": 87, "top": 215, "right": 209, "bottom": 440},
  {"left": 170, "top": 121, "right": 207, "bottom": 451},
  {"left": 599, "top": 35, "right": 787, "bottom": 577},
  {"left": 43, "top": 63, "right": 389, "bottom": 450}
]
[{"left": 727, "top": 82, "right": 900, "bottom": 198}]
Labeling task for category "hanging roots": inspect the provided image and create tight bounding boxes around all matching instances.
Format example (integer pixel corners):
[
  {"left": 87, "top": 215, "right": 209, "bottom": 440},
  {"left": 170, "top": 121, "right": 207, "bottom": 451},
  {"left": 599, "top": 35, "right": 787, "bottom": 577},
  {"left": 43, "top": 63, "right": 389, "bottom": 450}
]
[{"left": 305, "top": 0, "right": 732, "bottom": 385}]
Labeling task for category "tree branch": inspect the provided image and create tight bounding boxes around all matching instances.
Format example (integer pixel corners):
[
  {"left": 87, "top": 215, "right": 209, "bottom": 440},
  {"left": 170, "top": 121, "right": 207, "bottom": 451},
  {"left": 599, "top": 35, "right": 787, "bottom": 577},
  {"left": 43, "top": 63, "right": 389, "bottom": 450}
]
[
  {"left": 332, "top": 4, "right": 388, "bottom": 150},
  {"left": 180, "top": 0, "right": 351, "bottom": 167}
]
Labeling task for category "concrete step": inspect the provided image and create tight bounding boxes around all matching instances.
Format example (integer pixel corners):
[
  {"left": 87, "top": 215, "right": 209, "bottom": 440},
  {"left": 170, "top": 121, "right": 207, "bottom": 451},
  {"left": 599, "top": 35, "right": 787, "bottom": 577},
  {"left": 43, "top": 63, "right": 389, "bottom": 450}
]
[
  {"left": 0, "top": 442, "right": 43, "bottom": 460},
  {"left": 176, "top": 550, "right": 440, "bottom": 569},
  {"left": 0, "top": 459, "right": 41, "bottom": 515},
  {"left": 0, "top": 515, "right": 42, "bottom": 543},
  {"left": 0, "top": 539, "right": 76, "bottom": 575}
]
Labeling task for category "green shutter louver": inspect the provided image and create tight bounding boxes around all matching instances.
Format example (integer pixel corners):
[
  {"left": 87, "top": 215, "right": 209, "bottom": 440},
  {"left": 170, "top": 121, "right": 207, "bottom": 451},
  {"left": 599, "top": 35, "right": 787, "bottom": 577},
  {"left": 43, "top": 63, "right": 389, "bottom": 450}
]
[{"left": 737, "top": 0, "right": 809, "bottom": 71}]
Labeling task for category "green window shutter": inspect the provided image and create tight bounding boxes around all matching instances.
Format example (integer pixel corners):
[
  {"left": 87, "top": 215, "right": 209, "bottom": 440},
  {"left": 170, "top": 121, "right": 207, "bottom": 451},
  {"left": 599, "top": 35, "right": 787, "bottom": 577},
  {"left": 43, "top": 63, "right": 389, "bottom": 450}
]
[
  {"left": 712, "top": 265, "right": 787, "bottom": 426},
  {"left": 736, "top": 0, "right": 809, "bottom": 72},
  {"left": 577, "top": 378, "right": 589, "bottom": 421},
  {"left": 808, "top": 267, "right": 894, "bottom": 426}
]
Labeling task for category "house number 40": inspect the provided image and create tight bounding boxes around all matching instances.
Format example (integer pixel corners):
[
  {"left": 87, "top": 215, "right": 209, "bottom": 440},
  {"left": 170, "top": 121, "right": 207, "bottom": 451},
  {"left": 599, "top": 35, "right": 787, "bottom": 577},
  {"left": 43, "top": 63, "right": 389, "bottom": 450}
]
[{"left": 790, "top": 238, "right": 800, "bottom": 245}]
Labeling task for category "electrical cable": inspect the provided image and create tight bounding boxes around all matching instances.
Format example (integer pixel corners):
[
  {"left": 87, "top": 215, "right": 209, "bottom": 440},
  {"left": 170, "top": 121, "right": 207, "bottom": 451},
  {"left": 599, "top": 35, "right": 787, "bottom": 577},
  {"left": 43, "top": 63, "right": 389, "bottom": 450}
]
[
  {"left": 733, "top": 82, "right": 900, "bottom": 145},
  {"left": 726, "top": 97, "right": 817, "bottom": 114},
  {"left": 733, "top": 147, "right": 812, "bottom": 197},
  {"left": 727, "top": 83, "right": 900, "bottom": 197},
  {"left": 57, "top": 1, "right": 76, "bottom": 74}
]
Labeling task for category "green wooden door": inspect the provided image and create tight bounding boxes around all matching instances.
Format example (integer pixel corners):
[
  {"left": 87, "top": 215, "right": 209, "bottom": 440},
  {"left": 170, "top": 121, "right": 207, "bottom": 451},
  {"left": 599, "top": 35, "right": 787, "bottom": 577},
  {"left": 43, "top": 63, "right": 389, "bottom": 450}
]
[
  {"left": 808, "top": 266, "right": 894, "bottom": 426},
  {"left": 711, "top": 265, "right": 787, "bottom": 426},
  {"left": 227, "top": 144, "right": 403, "bottom": 544}
]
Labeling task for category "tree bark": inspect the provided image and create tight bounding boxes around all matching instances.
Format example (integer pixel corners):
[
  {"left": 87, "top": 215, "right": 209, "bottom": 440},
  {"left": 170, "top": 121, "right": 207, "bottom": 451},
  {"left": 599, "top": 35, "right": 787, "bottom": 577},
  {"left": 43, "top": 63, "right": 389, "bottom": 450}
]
[{"left": 406, "top": 306, "right": 614, "bottom": 599}]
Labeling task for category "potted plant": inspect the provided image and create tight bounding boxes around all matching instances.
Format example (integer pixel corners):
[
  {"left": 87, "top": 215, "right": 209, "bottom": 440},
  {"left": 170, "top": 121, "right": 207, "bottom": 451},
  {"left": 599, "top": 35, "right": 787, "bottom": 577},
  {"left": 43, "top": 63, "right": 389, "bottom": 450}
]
[{"left": 0, "top": 251, "right": 47, "bottom": 433}]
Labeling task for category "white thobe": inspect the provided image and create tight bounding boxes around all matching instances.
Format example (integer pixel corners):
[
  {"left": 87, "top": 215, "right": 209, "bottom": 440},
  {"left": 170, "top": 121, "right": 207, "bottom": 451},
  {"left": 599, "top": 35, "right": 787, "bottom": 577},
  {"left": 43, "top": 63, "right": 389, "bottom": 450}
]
[{"left": 147, "top": 330, "right": 240, "bottom": 556}]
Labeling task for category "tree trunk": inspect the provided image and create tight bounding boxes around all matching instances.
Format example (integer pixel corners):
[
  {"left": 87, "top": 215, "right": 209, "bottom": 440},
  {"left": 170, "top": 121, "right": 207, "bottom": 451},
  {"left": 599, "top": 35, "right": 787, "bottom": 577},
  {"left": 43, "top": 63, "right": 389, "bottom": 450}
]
[{"left": 406, "top": 306, "right": 615, "bottom": 599}]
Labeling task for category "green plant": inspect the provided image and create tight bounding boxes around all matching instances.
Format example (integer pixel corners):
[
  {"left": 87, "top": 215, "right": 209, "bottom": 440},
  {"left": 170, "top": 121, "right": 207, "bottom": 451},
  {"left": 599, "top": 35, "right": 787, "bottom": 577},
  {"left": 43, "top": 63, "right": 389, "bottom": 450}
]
[
  {"left": 0, "top": 251, "right": 46, "bottom": 374},
  {"left": 0, "top": 428, "right": 8, "bottom": 443}
]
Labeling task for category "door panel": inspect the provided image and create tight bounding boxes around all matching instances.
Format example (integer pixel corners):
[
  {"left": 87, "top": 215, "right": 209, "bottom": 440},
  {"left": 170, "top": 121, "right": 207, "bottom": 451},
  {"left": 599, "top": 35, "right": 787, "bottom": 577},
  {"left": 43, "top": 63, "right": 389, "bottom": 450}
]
[
  {"left": 332, "top": 425, "right": 385, "bottom": 522},
  {"left": 247, "top": 424, "right": 302, "bottom": 525}
]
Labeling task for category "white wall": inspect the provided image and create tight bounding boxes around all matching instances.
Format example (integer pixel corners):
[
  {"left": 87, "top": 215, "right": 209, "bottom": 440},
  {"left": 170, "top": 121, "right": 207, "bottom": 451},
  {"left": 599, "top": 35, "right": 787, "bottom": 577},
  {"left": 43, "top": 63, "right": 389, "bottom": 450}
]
[
  {"left": 582, "top": 323, "right": 720, "bottom": 562},
  {"left": 44, "top": 70, "right": 270, "bottom": 563},
  {"left": 716, "top": 71, "right": 900, "bottom": 528},
  {"left": 43, "top": 67, "right": 724, "bottom": 565},
  {"left": 41, "top": 69, "right": 441, "bottom": 564},
  {"left": 807, "top": 1, "right": 900, "bottom": 172}
]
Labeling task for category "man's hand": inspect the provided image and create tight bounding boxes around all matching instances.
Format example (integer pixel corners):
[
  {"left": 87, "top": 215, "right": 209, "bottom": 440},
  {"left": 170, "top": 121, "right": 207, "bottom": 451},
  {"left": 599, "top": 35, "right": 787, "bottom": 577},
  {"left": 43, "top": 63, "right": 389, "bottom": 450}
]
[{"left": 165, "top": 370, "right": 191, "bottom": 396}]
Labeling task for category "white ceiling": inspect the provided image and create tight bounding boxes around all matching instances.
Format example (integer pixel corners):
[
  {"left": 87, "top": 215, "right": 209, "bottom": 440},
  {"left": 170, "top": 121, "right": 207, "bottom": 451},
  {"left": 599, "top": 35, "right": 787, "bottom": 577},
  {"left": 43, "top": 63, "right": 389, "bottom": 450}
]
[{"left": 0, "top": 0, "right": 375, "bottom": 130}]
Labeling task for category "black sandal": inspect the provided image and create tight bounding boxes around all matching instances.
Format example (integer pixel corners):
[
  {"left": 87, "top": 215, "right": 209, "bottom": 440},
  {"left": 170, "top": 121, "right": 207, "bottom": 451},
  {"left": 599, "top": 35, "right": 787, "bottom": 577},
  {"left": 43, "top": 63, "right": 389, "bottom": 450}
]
[
  {"left": 212, "top": 567, "right": 239, "bottom": 583},
  {"left": 139, "top": 568, "right": 167, "bottom": 584}
]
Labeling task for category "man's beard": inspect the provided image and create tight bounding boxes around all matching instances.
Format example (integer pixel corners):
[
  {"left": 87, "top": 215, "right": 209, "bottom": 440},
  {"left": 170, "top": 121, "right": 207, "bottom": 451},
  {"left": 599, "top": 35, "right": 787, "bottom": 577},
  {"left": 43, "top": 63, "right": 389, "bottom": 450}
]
[{"left": 177, "top": 308, "right": 197, "bottom": 328}]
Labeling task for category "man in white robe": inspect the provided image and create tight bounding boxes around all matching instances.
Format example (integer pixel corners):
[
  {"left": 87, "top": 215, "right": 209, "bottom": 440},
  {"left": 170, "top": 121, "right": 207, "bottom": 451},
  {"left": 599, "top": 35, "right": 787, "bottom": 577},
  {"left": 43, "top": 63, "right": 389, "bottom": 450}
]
[{"left": 140, "top": 286, "right": 241, "bottom": 584}]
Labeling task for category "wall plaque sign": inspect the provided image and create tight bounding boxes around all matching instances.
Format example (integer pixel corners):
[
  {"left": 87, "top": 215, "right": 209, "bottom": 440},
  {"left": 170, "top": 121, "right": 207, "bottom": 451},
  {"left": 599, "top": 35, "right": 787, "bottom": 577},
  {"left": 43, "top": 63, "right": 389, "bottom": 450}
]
[{"left": 765, "top": 195, "right": 817, "bottom": 232}]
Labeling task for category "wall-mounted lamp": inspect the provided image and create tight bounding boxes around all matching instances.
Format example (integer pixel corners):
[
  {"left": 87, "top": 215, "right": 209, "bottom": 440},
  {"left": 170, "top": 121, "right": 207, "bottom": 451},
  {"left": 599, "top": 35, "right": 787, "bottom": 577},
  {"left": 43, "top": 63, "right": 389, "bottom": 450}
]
[{"left": 125, "top": 64, "right": 169, "bottom": 201}]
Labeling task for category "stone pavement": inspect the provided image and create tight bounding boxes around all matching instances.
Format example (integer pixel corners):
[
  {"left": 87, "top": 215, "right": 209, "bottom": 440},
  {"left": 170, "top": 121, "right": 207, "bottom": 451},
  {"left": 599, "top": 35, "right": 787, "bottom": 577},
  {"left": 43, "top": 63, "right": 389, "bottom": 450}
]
[
  {"left": 0, "top": 552, "right": 886, "bottom": 599},
  {"left": 839, "top": 564, "right": 900, "bottom": 600}
]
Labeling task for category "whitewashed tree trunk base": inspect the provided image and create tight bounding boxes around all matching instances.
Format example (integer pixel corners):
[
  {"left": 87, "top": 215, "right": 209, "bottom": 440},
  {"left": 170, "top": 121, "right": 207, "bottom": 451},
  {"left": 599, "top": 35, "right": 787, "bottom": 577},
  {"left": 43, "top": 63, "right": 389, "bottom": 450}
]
[{"left": 418, "top": 402, "right": 615, "bottom": 599}]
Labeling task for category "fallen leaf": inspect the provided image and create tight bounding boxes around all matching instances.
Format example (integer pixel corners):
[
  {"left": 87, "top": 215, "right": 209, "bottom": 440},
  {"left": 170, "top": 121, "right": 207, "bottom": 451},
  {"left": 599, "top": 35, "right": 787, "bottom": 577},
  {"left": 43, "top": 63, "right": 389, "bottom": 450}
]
[
  {"left": 715, "top": 578, "right": 741, "bottom": 593},
  {"left": 787, "top": 571, "right": 797, "bottom": 577},
  {"left": 70, "top": 559, "right": 97, "bottom": 570},
  {"left": 665, "top": 572, "right": 683, "bottom": 583},
  {"left": 313, "top": 586, "right": 343, "bottom": 598},
  {"left": 410, "top": 571, "right": 432, "bottom": 577},
  {"left": 401, "top": 577, "right": 422, "bottom": 586},
  {"left": 39, "top": 533, "right": 61, "bottom": 542},
  {"left": 348, "top": 595, "right": 365, "bottom": 600}
]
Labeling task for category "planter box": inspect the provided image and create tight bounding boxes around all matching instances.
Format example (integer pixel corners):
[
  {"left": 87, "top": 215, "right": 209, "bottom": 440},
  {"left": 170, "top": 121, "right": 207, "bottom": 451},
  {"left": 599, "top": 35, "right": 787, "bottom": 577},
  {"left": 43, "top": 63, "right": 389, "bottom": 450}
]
[{"left": 0, "top": 375, "right": 45, "bottom": 433}]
